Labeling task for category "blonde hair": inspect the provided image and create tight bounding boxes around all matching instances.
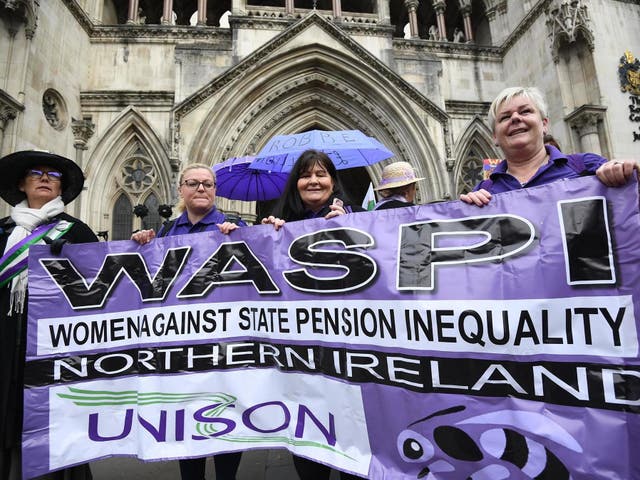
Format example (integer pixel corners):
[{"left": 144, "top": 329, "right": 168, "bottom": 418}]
[
  {"left": 488, "top": 87, "right": 548, "bottom": 131},
  {"left": 175, "top": 163, "right": 215, "bottom": 213}
]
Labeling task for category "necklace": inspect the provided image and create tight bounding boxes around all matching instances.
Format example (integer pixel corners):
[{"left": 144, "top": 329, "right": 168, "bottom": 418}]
[{"left": 506, "top": 154, "right": 550, "bottom": 186}]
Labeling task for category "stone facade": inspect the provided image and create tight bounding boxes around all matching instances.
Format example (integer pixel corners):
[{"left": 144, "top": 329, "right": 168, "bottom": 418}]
[{"left": 1, "top": 0, "right": 639, "bottom": 239}]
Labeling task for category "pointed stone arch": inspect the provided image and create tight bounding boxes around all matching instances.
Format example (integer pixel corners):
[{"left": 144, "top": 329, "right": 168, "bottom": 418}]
[
  {"left": 83, "top": 106, "right": 173, "bottom": 236},
  {"left": 453, "top": 116, "right": 500, "bottom": 194},
  {"left": 180, "top": 44, "right": 447, "bottom": 207}
]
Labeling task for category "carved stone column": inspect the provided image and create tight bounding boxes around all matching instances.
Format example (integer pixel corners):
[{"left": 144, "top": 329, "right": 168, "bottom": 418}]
[
  {"left": 161, "top": 0, "right": 174, "bottom": 24},
  {"left": 17, "top": 27, "right": 35, "bottom": 104},
  {"left": 285, "top": 0, "right": 294, "bottom": 16},
  {"left": 433, "top": 0, "right": 447, "bottom": 41},
  {"left": 566, "top": 105, "right": 606, "bottom": 155},
  {"left": 333, "top": 0, "right": 342, "bottom": 19},
  {"left": 377, "top": 0, "right": 390, "bottom": 24},
  {"left": 127, "top": 0, "right": 139, "bottom": 24},
  {"left": 3, "top": 28, "right": 17, "bottom": 91},
  {"left": 404, "top": 0, "right": 419, "bottom": 39},
  {"left": 92, "top": 0, "right": 104, "bottom": 24},
  {"left": 71, "top": 117, "right": 96, "bottom": 168},
  {"left": 71, "top": 117, "right": 96, "bottom": 215},
  {"left": 460, "top": 1, "right": 473, "bottom": 42},
  {"left": 197, "top": 0, "right": 207, "bottom": 25},
  {"left": 0, "top": 105, "right": 18, "bottom": 157}
]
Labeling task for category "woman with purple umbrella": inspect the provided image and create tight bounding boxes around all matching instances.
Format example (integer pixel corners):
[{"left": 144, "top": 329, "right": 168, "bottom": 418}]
[
  {"left": 260, "top": 149, "right": 363, "bottom": 480},
  {"left": 260, "top": 149, "right": 364, "bottom": 231}
]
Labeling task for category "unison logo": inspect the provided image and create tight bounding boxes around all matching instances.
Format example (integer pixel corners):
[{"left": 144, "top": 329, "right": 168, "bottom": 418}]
[{"left": 57, "top": 387, "right": 353, "bottom": 458}]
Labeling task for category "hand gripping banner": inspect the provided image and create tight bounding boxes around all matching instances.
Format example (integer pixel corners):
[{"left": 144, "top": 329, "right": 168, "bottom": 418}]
[{"left": 23, "top": 176, "right": 640, "bottom": 479}]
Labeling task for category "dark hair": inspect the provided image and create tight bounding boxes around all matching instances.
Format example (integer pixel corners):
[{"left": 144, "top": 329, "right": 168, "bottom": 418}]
[
  {"left": 543, "top": 133, "right": 562, "bottom": 151},
  {"left": 272, "top": 149, "right": 346, "bottom": 221}
]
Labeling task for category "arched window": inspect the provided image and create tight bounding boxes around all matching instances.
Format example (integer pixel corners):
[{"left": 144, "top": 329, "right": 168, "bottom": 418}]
[
  {"left": 112, "top": 194, "right": 133, "bottom": 240},
  {"left": 457, "top": 149, "right": 485, "bottom": 195},
  {"left": 142, "top": 192, "right": 163, "bottom": 232}
]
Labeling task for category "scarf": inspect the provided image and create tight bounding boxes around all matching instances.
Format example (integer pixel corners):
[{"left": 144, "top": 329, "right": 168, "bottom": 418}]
[{"left": 6, "top": 196, "right": 65, "bottom": 313}]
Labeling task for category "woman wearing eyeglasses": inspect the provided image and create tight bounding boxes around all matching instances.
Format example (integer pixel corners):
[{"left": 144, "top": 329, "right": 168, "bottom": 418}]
[
  {"left": 131, "top": 163, "right": 245, "bottom": 480},
  {"left": 132, "top": 163, "right": 246, "bottom": 244},
  {"left": 0, "top": 151, "right": 97, "bottom": 480}
]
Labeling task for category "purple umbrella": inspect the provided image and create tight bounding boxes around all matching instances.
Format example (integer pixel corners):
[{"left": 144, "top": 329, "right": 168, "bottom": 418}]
[
  {"left": 249, "top": 129, "right": 394, "bottom": 173},
  {"left": 213, "top": 156, "right": 289, "bottom": 201}
]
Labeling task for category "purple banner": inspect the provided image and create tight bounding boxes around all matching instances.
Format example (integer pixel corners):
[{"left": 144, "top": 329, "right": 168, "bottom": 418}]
[{"left": 24, "top": 176, "right": 640, "bottom": 479}]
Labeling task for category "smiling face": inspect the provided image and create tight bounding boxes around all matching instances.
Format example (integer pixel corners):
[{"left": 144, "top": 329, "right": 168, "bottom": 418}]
[
  {"left": 179, "top": 167, "right": 216, "bottom": 215},
  {"left": 18, "top": 165, "right": 63, "bottom": 209},
  {"left": 297, "top": 161, "right": 335, "bottom": 212},
  {"left": 493, "top": 95, "right": 548, "bottom": 157}
]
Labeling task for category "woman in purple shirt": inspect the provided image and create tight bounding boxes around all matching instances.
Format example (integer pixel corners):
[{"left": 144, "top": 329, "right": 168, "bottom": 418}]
[
  {"left": 261, "top": 149, "right": 363, "bottom": 231},
  {"left": 460, "top": 87, "right": 636, "bottom": 206},
  {"left": 132, "top": 163, "right": 244, "bottom": 480}
]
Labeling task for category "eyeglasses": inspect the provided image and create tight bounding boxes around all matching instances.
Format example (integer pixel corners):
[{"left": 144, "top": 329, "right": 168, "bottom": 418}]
[
  {"left": 26, "top": 169, "right": 63, "bottom": 181},
  {"left": 181, "top": 180, "right": 216, "bottom": 190}
]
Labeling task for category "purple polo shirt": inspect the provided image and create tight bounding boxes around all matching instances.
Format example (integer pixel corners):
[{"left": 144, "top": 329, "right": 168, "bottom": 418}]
[
  {"left": 159, "top": 206, "right": 247, "bottom": 237},
  {"left": 474, "top": 145, "right": 607, "bottom": 193}
]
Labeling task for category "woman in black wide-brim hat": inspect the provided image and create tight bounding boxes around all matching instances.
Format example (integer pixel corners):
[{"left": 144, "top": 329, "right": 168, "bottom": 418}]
[{"left": 0, "top": 150, "right": 97, "bottom": 480}]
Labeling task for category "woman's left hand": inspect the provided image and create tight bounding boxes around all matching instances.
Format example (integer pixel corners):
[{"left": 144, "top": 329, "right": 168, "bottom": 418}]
[
  {"left": 217, "top": 222, "right": 240, "bottom": 234},
  {"left": 596, "top": 159, "right": 638, "bottom": 186},
  {"left": 324, "top": 203, "right": 346, "bottom": 219}
]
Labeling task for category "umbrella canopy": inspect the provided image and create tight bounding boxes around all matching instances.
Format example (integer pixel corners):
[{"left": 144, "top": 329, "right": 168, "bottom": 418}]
[
  {"left": 213, "top": 156, "right": 289, "bottom": 201},
  {"left": 249, "top": 129, "right": 394, "bottom": 173}
]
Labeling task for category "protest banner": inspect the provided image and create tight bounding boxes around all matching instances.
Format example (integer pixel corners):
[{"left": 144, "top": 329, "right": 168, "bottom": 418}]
[{"left": 23, "top": 176, "right": 640, "bottom": 479}]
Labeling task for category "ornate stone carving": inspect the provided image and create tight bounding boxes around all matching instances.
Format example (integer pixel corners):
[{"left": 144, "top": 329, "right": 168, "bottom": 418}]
[
  {"left": 565, "top": 105, "right": 606, "bottom": 137},
  {"left": 0, "top": 89, "right": 22, "bottom": 131},
  {"left": 175, "top": 13, "right": 448, "bottom": 125},
  {"left": 2, "top": 0, "right": 39, "bottom": 34},
  {"left": 546, "top": 0, "right": 594, "bottom": 62},
  {"left": 42, "top": 88, "right": 67, "bottom": 131},
  {"left": 71, "top": 117, "right": 95, "bottom": 150},
  {"left": 458, "top": 156, "right": 484, "bottom": 194},
  {"left": 0, "top": 105, "right": 17, "bottom": 132},
  {"left": 117, "top": 153, "right": 157, "bottom": 194},
  {"left": 393, "top": 37, "right": 501, "bottom": 60},
  {"left": 80, "top": 90, "right": 174, "bottom": 108},
  {"left": 90, "top": 25, "right": 232, "bottom": 42}
]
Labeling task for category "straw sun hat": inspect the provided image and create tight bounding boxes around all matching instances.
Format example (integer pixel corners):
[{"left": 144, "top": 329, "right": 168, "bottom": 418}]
[
  {"left": 0, "top": 150, "right": 85, "bottom": 206},
  {"left": 374, "top": 161, "right": 424, "bottom": 191}
]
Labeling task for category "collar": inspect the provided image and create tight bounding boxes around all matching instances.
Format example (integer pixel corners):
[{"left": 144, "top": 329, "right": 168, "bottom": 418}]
[
  {"left": 489, "top": 145, "right": 568, "bottom": 179},
  {"left": 175, "top": 206, "right": 221, "bottom": 227}
]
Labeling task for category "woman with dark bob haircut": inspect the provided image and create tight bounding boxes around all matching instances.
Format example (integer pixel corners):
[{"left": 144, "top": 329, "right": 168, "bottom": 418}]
[
  {"left": 261, "top": 149, "right": 362, "bottom": 480},
  {"left": 261, "top": 149, "right": 363, "bottom": 231}
]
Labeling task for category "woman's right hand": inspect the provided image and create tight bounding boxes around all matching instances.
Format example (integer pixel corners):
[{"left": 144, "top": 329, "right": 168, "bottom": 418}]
[
  {"left": 459, "top": 189, "right": 492, "bottom": 207},
  {"left": 131, "top": 229, "right": 156, "bottom": 244},
  {"left": 261, "top": 216, "right": 286, "bottom": 231}
]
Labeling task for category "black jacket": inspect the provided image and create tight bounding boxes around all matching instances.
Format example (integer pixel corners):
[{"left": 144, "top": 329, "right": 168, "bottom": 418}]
[{"left": 375, "top": 199, "right": 415, "bottom": 210}]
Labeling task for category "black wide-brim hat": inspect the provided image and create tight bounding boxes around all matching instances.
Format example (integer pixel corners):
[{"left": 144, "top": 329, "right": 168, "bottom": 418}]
[{"left": 0, "top": 150, "right": 85, "bottom": 206}]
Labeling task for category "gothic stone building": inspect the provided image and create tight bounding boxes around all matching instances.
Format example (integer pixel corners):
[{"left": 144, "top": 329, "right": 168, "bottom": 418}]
[{"left": 1, "top": 0, "right": 639, "bottom": 239}]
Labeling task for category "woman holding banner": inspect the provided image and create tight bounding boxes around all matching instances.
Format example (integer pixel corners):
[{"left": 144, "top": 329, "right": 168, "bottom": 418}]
[
  {"left": 131, "top": 163, "right": 245, "bottom": 480},
  {"left": 0, "top": 150, "right": 97, "bottom": 479},
  {"left": 261, "top": 149, "right": 362, "bottom": 480},
  {"left": 260, "top": 149, "right": 363, "bottom": 231},
  {"left": 459, "top": 86, "right": 635, "bottom": 206}
]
